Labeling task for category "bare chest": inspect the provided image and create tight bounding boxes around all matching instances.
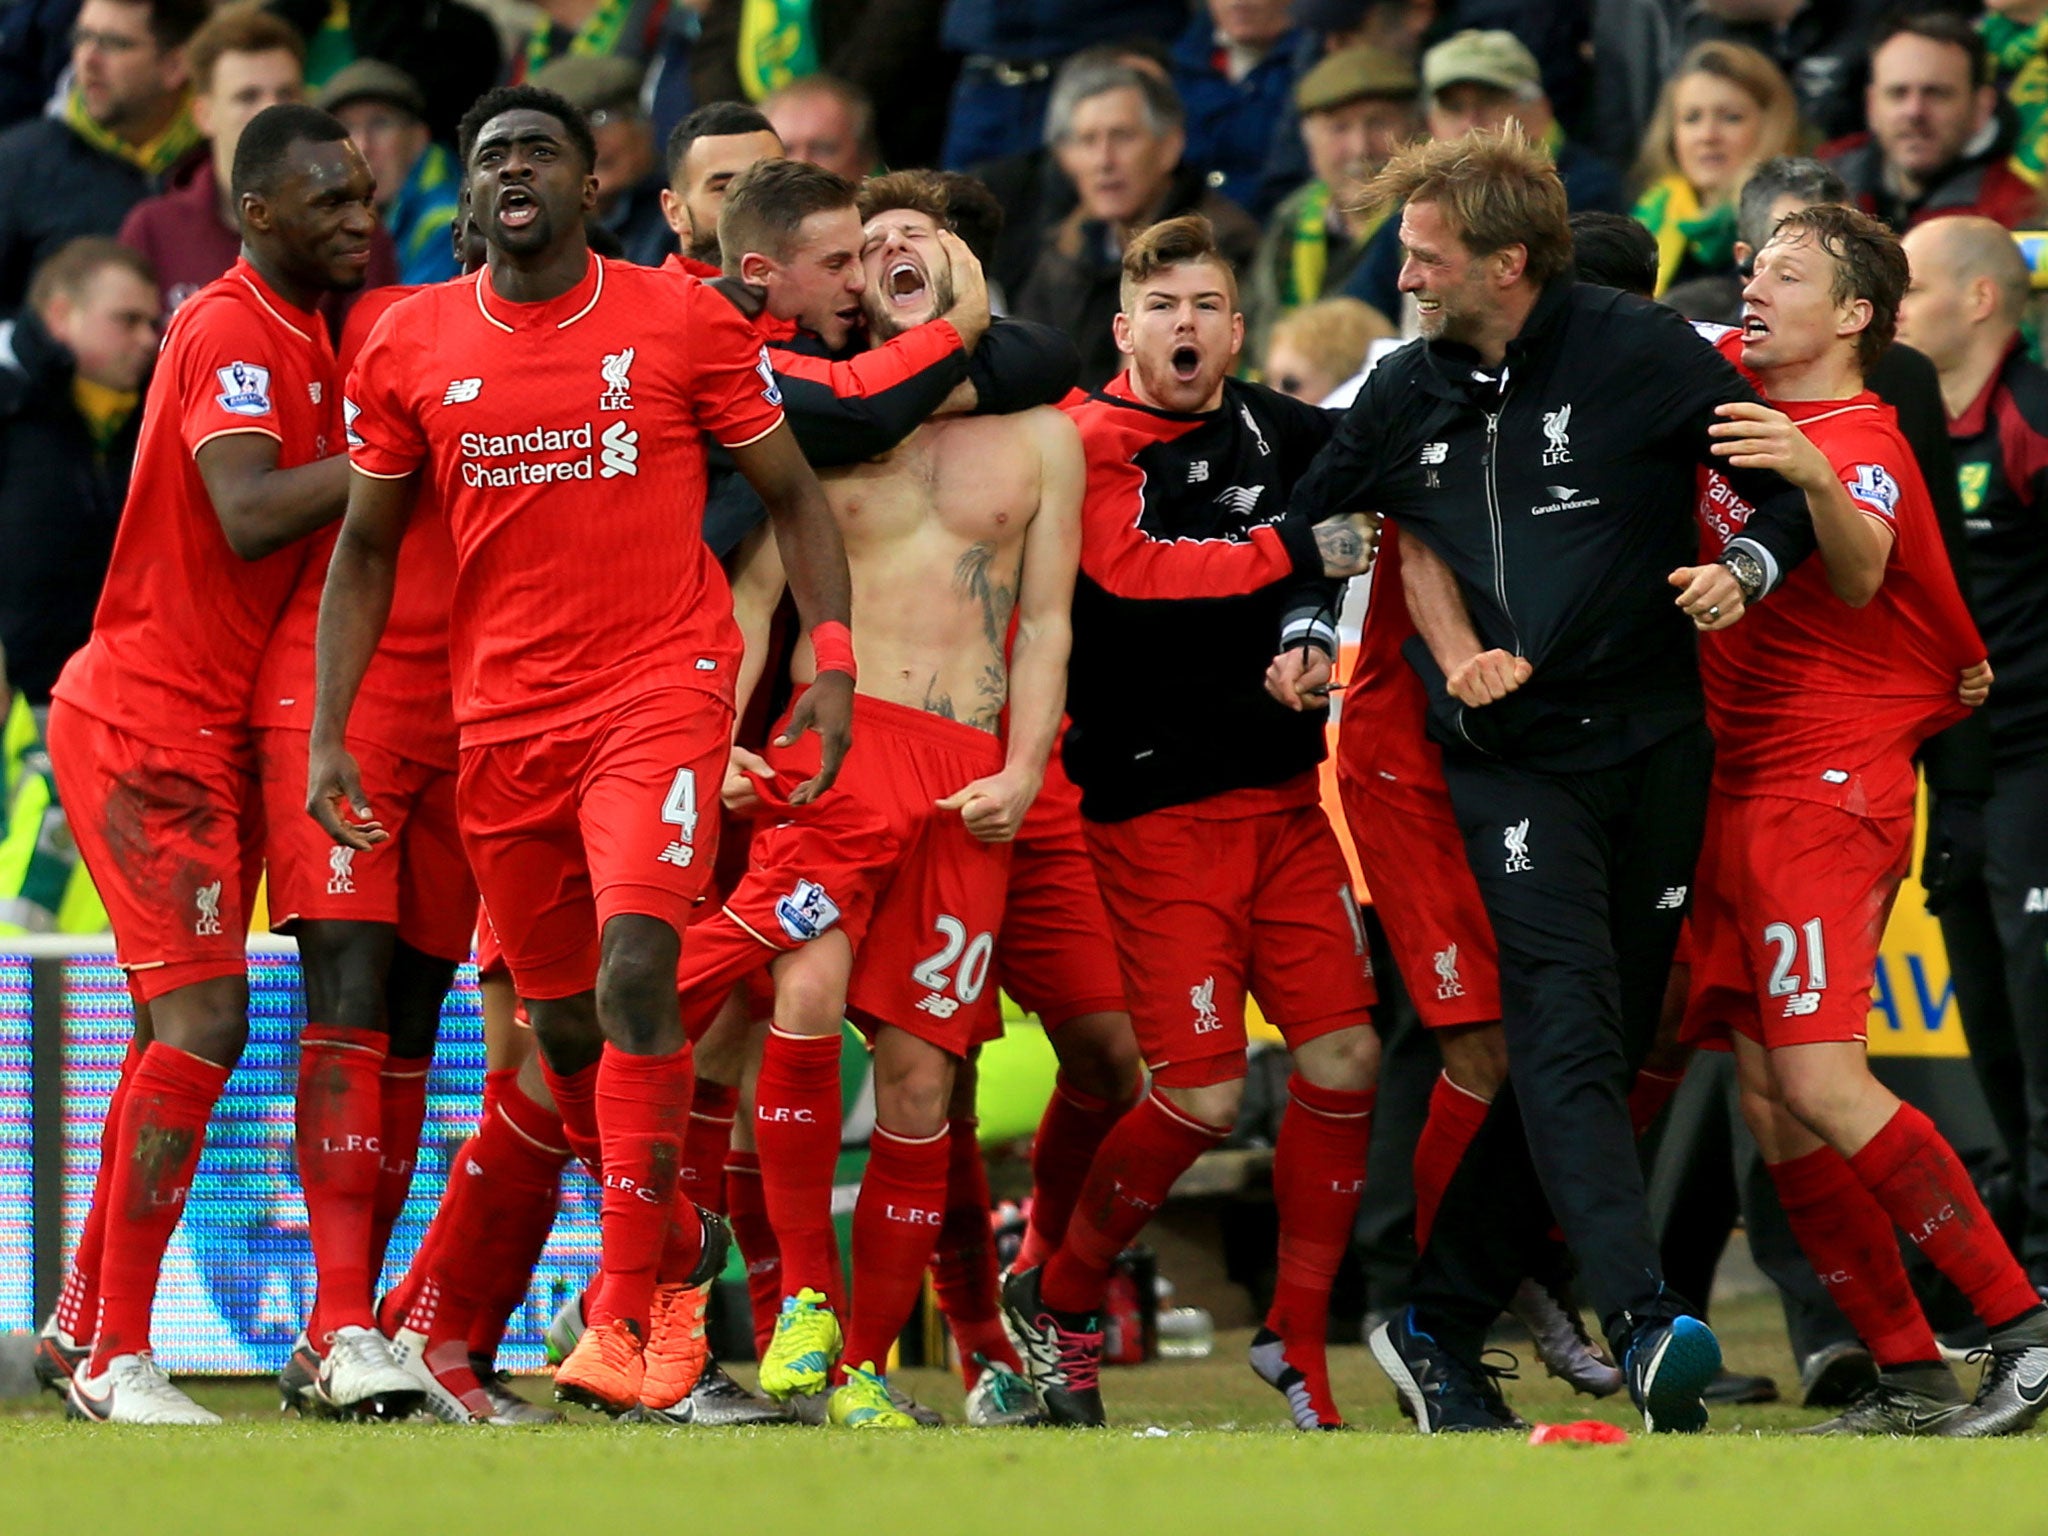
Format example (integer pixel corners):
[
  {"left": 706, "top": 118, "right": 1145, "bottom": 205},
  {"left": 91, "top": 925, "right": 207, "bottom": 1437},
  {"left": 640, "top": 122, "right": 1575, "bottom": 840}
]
[{"left": 825, "top": 417, "right": 1040, "bottom": 552}]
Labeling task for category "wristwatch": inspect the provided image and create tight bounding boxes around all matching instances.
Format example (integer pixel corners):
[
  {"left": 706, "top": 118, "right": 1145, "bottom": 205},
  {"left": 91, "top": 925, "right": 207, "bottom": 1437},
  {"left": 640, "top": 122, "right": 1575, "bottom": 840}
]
[{"left": 1718, "top": 546, "right": 1765, "bottom": 604}]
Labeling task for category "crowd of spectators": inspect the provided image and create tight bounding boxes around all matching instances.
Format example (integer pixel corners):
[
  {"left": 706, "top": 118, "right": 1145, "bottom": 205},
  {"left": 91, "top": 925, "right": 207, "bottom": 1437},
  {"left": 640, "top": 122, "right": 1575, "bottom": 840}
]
[{"left": 1, "top": 0, "right": 2046, "bottom": 715}]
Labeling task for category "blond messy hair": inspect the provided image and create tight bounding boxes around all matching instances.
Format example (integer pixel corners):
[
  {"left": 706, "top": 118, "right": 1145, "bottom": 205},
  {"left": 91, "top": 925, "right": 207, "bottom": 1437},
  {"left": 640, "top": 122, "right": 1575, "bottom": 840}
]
[{"left": 1361, "top": 125, "right": 1573, "bottom": 286}]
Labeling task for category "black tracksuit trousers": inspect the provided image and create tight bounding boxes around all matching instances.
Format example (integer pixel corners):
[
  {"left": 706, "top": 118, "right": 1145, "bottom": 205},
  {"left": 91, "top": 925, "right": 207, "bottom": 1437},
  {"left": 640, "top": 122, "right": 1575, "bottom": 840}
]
[{"left": 1409, "top": 722, "right": 1714, "bottom": 1360}]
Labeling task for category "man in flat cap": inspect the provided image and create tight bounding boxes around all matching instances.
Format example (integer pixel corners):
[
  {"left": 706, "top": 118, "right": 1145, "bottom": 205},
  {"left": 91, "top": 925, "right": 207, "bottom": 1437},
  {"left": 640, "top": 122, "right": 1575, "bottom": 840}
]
[
  {"left": 321, "top": 60, "right": 459, "bottom": 285},
  {"left": 1243, "top": 43, "right": 1418, "bottom": 350}
]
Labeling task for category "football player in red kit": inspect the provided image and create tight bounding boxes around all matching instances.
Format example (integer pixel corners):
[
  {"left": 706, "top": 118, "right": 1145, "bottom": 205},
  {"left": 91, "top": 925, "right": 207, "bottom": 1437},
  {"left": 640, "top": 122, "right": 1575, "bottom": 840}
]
[
  {"left": 1684, "top": 204, "right": 2048, "bottom": 1436},
  {"left": 311, "top": 85, "right": 853, "bottom": 1418},
  {"left": 41, "top": 104, "right": 380, "bottom": 1425}
]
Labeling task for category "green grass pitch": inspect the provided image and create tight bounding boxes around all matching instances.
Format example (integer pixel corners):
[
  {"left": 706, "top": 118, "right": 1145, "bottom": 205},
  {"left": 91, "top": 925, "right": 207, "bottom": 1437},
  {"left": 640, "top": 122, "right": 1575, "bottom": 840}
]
[{"left": 8, "top": 1296, "right": 2047, "bottom": 1535}]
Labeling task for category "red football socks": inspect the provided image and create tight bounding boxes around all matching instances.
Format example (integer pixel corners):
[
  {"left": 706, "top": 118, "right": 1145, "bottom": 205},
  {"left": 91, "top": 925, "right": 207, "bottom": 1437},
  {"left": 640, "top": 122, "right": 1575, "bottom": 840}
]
[
  {"left": 1266, "top": 1076, "right": 1374, "bottom": 1424},
  {"left": 1850, "top": 1103, "right": 2040, "bottom": 1332},
  {"left": 931, "top": 1117, "right": 1021, "bottom": 1383},
  {"left": 681, "top": 1078, "right": 738, "bottom": 1216},
  {"left": 368, "top": 1054, "right": 431, "bottom": 1279},
  {"left": 537, "top": 1056, "right": 602, "bottom": 1178},
  {"left": 753, "top": 1027, "right": 845, "bottom": 1302},
  {"left": 840, "top": 1122, "right": 949, "bottom": 1379},
  {"left": 724, "top": 1149, "right": 783, "bottom": 1354},
  {"left": 1770, "top": 1143, "right": 1940, "bottom": 1367},
  {"left": 1627, "top": 1067, "right": 1685, "bottom": 1139},
  {"left": 56, "top": 1038, "right": 143, "bottom": 1342},
  {"left": 296, "top": 1023, "right": 388, "bottom": 1339},
  {"left": 591, "top": 1044, "right": 694, "bottom": 1330},
  {"left": 1015, "top": 1076, "right": 1133, "bottom": 1273},
  {"left": 1412, "top": 1071, "right": 1489, "bottom": 1253},
  {"left": 1040, "top": 1092, "right": 1228, "bottom": 1316},
  {"left": 90, "top": 1043, "right": 230, "bottom": 1370}
]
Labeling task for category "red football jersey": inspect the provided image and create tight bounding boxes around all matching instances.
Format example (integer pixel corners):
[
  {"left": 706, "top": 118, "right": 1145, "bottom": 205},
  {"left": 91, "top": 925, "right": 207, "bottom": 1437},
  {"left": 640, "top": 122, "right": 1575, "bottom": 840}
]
[
  {"left": 345, "top": 256, "right": 785, "bottom": 743},
  {"left": 1696, "top": 336, "right": 1984, "bottom": 818},
  {"left": 1337, "top": 526, "right": 1451, "bottom": 805},
  {"left": 53, "top": 259, "right": 339, "bottom": 752},
  {"left": 252, "top": 284, "right": 459, "bottom": 768}
]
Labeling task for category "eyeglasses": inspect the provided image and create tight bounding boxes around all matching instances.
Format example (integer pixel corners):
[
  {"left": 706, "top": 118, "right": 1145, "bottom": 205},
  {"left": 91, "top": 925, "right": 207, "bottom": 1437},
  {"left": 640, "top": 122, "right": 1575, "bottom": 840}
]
[{"left": 72, "top": 26, "right": 150, "bottom": 54}]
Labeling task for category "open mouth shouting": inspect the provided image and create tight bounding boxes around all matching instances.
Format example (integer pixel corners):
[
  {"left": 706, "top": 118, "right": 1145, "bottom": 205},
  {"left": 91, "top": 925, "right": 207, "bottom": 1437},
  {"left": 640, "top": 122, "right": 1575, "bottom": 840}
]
[
  {"left": 1170, "top": 343, "right": 1202, "bottom": 383},
  {"left": 884, "top": 257, "right": 930, "bottom": 315},
  {"left": 497, "top": 185, "right": 539, "bottom": 231}
]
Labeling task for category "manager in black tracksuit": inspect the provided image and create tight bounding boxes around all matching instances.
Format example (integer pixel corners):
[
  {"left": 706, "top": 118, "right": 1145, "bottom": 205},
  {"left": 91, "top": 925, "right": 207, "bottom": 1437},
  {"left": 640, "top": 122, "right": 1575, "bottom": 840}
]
[{"left": 1287, "top": 134, "right": 1820, "bottom": 1430}]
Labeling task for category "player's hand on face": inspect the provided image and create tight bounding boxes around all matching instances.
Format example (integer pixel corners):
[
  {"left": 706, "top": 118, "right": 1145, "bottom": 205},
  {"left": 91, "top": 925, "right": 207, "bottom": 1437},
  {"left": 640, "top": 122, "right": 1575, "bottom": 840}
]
[
  {"left": 723, "top": 745, "right": 773, "bottom": 814},
  {"left": 937, "top": 229, "right": 990, "bottom": 345},
  {"left": 937, "top": 765, "right": 1041, "bottom": 843},
  {"left": 1669, "top": 564, "right": 1745, "bottom": 630},
  {"left": 1709, "top": 401, "right": 1831, "bottom": 491},
  {"left": 306, "top": 741, "right": 387, "bottom": 850},
  {"left": 779, "top": 669, "right": 854, "bottom": 804},
  {"left": 1264, "top": 647, "right": 1334, "bottom": 711},
  {"left": 1446, "top": 648, "right": 1531, "bottom": 708},
  {"left": 1960, "top": 658, "right": 1994, "bottom": 708}
]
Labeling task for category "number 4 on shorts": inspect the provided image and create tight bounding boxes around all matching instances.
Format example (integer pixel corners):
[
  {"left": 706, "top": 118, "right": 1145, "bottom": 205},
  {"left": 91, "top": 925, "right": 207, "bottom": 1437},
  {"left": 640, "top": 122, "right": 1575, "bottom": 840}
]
[{"left": 658, "top": 767, "right": 697, "bottom": 868}]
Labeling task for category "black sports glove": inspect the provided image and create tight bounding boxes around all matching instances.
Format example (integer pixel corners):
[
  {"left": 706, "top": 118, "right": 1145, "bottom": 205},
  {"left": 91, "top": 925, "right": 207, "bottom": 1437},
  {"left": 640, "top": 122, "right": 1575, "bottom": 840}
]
[{"left": 1921, "top": 790, "right": 1987, "bottom": 917}]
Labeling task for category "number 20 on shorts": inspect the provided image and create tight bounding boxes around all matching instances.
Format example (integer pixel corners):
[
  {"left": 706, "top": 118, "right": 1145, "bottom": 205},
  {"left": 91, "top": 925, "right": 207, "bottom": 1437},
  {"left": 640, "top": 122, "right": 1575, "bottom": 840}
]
[{"left": 912, "top": 914, "right": 994, "bottom": 1018}]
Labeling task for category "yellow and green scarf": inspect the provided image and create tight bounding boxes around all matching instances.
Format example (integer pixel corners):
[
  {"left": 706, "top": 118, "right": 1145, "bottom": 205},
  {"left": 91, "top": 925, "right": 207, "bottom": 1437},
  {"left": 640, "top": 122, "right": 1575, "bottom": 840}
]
[
  {"left": 1633, "top": 173, "right": 1737, "bottom": 297},
  {"left": 1281, "top": 180, "right": 1388, "bottom": 310},
  {"left": 736, "top": 0, "right": 818, "bottom": 101},
  {"left": 522, "top": 0, "right": 639, "bottom": 82},
  {"left": 1986, "top": 13, "right": 2048, "bottom": 188},
  {"left": 63, "top": 83, "right": 199, "bottom": 176}
]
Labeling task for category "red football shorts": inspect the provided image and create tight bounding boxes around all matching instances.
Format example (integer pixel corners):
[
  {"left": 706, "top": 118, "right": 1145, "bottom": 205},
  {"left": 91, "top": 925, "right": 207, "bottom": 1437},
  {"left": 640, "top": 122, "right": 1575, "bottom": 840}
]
[
  {"left": 457, "top": 687, "right": 731, "bottom": 1000},
  {"left": 997, "top": 781, "right": 1126, "bottom": 1030},
  {"left": 715, "top": 692, "right": 1012, "bottom": 1055},
  {"left": 474, "top": 901, "right": 504, "bottom": 980},
  {"left": 47, "top": 700, "right": 264, "bottom": 1002},
  {"left": 1682, "top": 791, "right": 1911, "bottom": 1051},
  {"left": 1338, "top": 771, "right": 1500, "bottom": 1030},
  {"left": 1083, "top": 782, "right": 1376, "bottom": 1087},
  {"left": 257, "top": 728, "right": 477, "bottom": 962}
]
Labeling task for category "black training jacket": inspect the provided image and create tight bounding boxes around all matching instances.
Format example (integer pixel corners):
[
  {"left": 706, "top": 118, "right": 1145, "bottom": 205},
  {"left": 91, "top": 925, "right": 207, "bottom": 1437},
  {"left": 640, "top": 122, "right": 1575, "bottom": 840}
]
[
  {"left": 1289, "top": 278, "right": 1818, "bottom": 773},
  {"left": 1062, "top": 374, "right": 1340, "bottom": 822}
]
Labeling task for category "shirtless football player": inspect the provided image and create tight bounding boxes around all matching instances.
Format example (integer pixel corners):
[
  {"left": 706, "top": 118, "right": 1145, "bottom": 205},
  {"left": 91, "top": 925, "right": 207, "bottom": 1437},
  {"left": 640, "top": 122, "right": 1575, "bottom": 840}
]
[{"left": 672, "top": 169, "right": 1084, "bottom": 1428}]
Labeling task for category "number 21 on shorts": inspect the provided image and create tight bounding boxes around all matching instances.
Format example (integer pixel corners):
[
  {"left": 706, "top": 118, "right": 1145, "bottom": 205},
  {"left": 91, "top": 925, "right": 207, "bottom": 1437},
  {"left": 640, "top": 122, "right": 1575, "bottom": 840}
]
[
  {"left": 657, "top": 767, "right": 697, "bottom": 868},
  {"left": 1764, "top": 917, "right": 1827, "bottom": 1019},
  {"left": 912, "top": 914, "right": 993, "bottom": 1020}
]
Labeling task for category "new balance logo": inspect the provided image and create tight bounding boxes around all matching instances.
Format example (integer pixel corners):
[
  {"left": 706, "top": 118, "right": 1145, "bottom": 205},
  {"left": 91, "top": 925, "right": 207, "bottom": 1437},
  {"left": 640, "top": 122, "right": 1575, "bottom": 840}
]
[
  {"left": 1420, "top": 441, "right": 1448, "bottom": 466},
  {"left": 442, "top": 377, "right": 483, "bottom": 405},
  {"left": 1433, "top": 944, "right": 1465, "bottom": 1001},
  {"left": 1187, "top": 459, "right": 1210, "bottom": 483},
  {"left": 327, "top": 846, "right": 356, "bottom": 895},
  {"left": 1214, "top": 485, "right": 1266, "bottom": 516},
  {"left": 1503, "top": 819, "right": 1532, "bottom": 874},
  {"left": 1782, "top": 992, "right": 1822, "bottom": 1017},
  {"left": 194, "top": 880, "right": 223, "bottom": 936},
  {"left": 916, "top": 992, "right": 961, "bottom": 1019},
  {"left": 600, "top": 420, "right": 639, "bottom": 477},
  {"left": 2026, "top": 888, "right": 2048, "bottom": 914},
  {"left": 1191, "top": 975, "right": 1221, "bottom": 1033},
  {"left": 657, "top": 840, "right": 694, "bottom": 867},
  {"left": 1655, "top": 886, "right": 1688, "bottom": 910}
]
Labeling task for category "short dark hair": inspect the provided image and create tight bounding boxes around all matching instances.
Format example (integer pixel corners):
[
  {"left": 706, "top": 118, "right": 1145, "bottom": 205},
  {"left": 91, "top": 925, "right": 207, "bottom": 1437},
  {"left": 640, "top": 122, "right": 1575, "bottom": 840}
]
[
  {"left": 27, "top": 236, "right": 155, "bottom": 315},
  {"left": 458, "top": 84, "right": 596, "bottom": 175},
  {"left": 718, "top": 155, "right": 856, "bottom": 274},
  {"left": 186, "top": 6, "right": 304, "bottom": 94},
  {"left": 1737, "top": 156, "right": 1849, "bottom": 255},
  {"left": 123, "top": 0, "right": 210, "bottom": 52},
  {"left": 231, "top": 101, "right": 349, "bottom": 200},
  {"left": 665, "top": 100, "right": 776, "bottom": 185},
  {"left": 1873, "top": 8, "right": 1992, "bottom": 89},
  {"left": 1768, "top": 203, "right": 1910, "bottom": 373},
  {"left": 933, "top": 172, "right": 1004, "bottom": 267},
  {"left": 1568, "top": 211, "right": 1657, "bottom": 297}
]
